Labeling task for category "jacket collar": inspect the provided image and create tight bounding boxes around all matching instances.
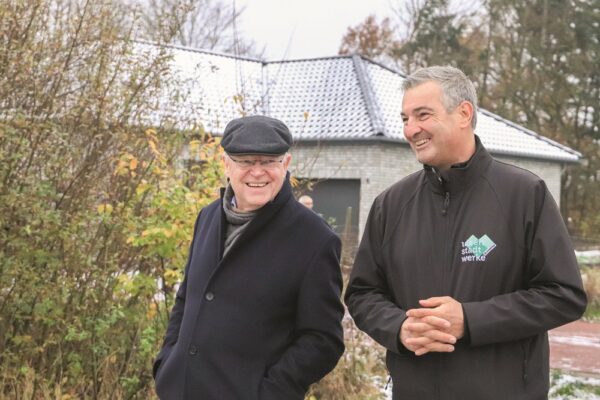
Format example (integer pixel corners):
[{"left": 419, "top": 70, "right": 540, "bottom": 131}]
[
  {"left": 424, "top": 135, "right": 492, "bottom": 194},
  {"left": 218, "top": 172, "right": 293, "bottom": 258}
]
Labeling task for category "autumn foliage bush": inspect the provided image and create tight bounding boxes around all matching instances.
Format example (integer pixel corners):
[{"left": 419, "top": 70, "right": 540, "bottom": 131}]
[{"left": 0, "top": 0, "right": 223, "bottom": 398}]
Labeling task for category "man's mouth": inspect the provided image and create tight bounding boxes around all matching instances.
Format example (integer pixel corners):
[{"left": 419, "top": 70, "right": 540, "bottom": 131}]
[
  {"left": 246, "top": 182, "right": 268, "bottom": 188},
  {"left": 415, "top": 138, "right": 430, "bottom": 148}
]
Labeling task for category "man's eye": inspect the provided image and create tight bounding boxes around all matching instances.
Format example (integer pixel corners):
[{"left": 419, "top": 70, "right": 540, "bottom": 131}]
[
  {"left": 418, "top": 113, "right": 430, "bottom": 120},
  {"left": 260, "top": 160, "right": 275, "bottom": 166},
  {"left": 241, "top": 160, "right": 254, "bottom": 166}
]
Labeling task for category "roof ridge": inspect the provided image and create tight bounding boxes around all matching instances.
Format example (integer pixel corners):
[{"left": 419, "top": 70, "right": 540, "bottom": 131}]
[
  {"left": 355, "top": 55, "right": 408, "bottom": 78},
  {"left": 351, "top": 55, "right": 386, "bottom": 137}
]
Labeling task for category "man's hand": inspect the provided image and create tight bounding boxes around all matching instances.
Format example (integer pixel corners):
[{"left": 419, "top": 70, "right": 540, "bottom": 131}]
[
  {"left": 399, "top": 296, "right": 465, "bottom": 356},
  {"left": 406, "top": 296, "right": 465, "bottom": 340},
  {"left": 399, "top": 315, "right": 456, "bottom": 356}
]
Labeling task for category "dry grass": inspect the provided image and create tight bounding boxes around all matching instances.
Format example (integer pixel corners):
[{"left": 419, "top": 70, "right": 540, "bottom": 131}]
[
  {"left": 581, "top": 266, "right": 600, "bottom": 321},
  {"left": 307, "top": 315, "right": 388, "bottom": 400},
  {"left": 305, "top": 265, "right": 389, "bottom": 400}
]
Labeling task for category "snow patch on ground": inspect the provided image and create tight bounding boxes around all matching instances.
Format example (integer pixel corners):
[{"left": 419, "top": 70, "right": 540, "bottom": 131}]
[{"left": 550, "top": 372, "right": 600, "bottom": 400}]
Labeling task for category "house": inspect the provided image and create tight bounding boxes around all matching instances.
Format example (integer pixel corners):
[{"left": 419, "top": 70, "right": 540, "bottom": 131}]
[{"left": 149, "top": 42, "right": 581, "bottom": 242}]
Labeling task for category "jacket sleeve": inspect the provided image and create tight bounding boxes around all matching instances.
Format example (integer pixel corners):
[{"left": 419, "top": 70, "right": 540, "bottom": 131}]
[
  {"left": 344, "top": 199, "right": 408, "bottom": 354},
  {"left": 152, "top": 211, "right": 201, "bottom": 379},
  {"left": 259, "top": 235, "right": 345, "bottom": 400},
  {"left": 463, "top": 181, "right": 587, "bottom": 346}
]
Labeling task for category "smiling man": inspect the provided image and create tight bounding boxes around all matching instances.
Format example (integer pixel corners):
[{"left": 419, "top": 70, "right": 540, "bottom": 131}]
[
  {"left": 345, "top": 66, "right": 587, "bottom": 399},
  {"left": 154, "top": 115, "right": 344, "bottom": 399}
]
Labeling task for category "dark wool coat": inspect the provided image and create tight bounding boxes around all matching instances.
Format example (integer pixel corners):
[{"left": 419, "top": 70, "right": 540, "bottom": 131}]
[
  {"left": 154, "top": 178, "right": 344, "bottom": 400},
  {"left": 345, "top": 137, "right": 587, "bottom": 400}
]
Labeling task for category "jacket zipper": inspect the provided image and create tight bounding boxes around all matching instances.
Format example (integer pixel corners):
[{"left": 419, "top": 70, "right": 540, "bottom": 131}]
[
  {"left": 442, "top": 191, "right": 451, "bottom": 400},
  {"left": 442, "top": 192, "right": 450, "bottom": 216},
  {"left": 435, "top": 170, "right": 452, "bottom": 399},
  {"left": 433, "top": 169, "right": 450, "bottom": 217}
]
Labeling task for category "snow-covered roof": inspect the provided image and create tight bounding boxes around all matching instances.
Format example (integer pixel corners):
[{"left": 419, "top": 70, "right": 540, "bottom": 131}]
[{"left": 152, "top": 42, "right": 580, "bottom": 163}]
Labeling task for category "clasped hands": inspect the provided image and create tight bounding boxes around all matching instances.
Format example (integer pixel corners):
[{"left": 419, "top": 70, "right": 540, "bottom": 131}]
[{"left": 400, "top": 296, "right": 465, "bottom": 356}]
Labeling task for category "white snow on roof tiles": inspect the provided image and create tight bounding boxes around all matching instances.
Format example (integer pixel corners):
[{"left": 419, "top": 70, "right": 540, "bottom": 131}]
[
  {"left": 169, "top": 46, "right": 264, "bottom": 132},
  {"left": 156, "top": 43, "right": 579, "bottom": 163},
  {"left": 265, "top": 58, "right": 374, "bottom": 139},
  {"left": 365, "top": 62, "right": 405, "bottom": 140},
  {"left": 475, "top": 111, "right": 579, "bottom": 161}
]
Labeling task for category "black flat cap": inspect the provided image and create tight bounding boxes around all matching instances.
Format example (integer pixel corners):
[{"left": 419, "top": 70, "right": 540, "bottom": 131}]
[{"left": 221, "top": 115, "right": 293, "bottom": 155}]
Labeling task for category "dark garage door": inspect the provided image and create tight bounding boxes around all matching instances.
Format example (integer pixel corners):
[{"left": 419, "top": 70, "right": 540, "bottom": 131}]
[{"left": 299, "top": 179, "right": 360, "bottom": 259}]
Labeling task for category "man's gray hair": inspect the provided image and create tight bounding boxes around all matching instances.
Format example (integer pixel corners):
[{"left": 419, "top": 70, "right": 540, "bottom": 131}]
[{"left": 402, "top": 66, "right": 478, "bottom": 129}]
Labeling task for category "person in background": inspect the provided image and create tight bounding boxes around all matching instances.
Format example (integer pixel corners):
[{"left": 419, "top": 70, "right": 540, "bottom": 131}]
[
  {"left": 154, "top": 115, "right": 344, "bottom": 400},
  {"left": 345, "top": 66, "right": 587, "bottom": 399},
  {"left": 298, "top": 194, "right": 314, "bottom": 210}
]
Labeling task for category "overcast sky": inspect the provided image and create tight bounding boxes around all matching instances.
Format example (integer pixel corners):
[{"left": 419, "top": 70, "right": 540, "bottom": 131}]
[{"left": 236, "top": 0, "right": 395, "bottom": 60}]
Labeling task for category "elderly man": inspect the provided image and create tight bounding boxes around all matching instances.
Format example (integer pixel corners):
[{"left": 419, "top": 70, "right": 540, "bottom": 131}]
[
  {"left": 345, "top": 66, "right": 587, "bottom": 399},
  {"left": 154, "top": 115, "right": 344, "bottom": 399}
]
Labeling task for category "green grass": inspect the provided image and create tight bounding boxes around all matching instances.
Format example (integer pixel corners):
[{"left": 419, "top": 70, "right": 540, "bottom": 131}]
[{"left": 583, "top": 304, "right": 600, "bottom": 321}]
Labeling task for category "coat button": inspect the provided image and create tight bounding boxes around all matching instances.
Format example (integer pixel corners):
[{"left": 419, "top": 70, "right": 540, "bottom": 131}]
[
  {"left": 205, "top": 292, "right": 214, "bottom": 301},
  {"left": 189, "top": 345, "right": 197, "bottom": 356}
]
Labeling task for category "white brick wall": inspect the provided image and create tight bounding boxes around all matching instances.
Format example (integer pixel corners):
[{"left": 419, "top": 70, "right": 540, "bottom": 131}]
[
  {"left": 291, "top": 141, "right": 419, "bottom": 237},
  {"left": 291, "top": 142, "right": 564, "bottom": 238}
]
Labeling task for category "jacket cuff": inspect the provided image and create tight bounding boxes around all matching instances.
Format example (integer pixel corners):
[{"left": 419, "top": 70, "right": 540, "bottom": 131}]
[
  {"left": 395, "top": 315, "right": 414, "bottom": 354},
  {"left": 460, "top": 303, "right": 471, "bottom": 345}
]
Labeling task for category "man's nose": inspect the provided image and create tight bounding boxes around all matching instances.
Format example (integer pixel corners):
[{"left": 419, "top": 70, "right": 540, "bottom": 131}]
[
  {"left": 248, "top": 163, "right": 266, "bottom": 175},
  {"left": 403, "top": 119, "right": 420, "bottom": 138}
]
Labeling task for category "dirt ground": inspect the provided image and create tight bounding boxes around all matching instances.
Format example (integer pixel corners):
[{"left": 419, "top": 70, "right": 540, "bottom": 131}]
[{"left": 550, "top": 320, "right": 600, "bottom": 376}]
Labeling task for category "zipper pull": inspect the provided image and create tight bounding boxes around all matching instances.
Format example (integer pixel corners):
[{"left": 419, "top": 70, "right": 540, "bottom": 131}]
[{"left": 442, "top": 192, "right": 450, "bottom": 216}]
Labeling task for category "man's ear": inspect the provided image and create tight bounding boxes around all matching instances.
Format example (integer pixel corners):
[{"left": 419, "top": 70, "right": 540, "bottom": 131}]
[
  {"left": 283, "top": 153, "right": 292, "bottom": 169},
  {"left": 222, "top": 153, "right": 231, "bottom": 178},
  {"left": 457, "top": 101, "right": 474, "bottom": 128}
]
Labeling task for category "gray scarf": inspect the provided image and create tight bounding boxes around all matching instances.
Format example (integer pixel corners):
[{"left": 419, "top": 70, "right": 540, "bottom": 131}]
[{"left": 222, "top": 184, "right": 257, "bottom": 257}]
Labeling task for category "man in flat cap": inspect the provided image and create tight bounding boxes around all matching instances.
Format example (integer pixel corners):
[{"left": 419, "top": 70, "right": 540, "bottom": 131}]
[{"left": 153, "top": 115, "right": 345, "bottom": 399}]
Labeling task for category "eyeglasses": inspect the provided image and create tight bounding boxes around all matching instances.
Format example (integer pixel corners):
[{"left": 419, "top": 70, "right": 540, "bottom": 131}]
[{"left": 228, "top": 156, "right": 285, "bottom": 170}]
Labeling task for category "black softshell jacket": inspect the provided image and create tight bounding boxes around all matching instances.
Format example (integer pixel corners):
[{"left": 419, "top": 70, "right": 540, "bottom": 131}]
[
  {"left": 345, "top": 137, "right": 587, "bottom": 400},
  {"left": 154, "top": 178, "right": 344, "bottom": 399}
]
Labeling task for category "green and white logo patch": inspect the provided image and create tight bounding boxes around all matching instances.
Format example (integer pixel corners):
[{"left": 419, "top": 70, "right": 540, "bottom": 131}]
[{"left": 461, "top": 234, "right": 496, "bottom": 262}]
